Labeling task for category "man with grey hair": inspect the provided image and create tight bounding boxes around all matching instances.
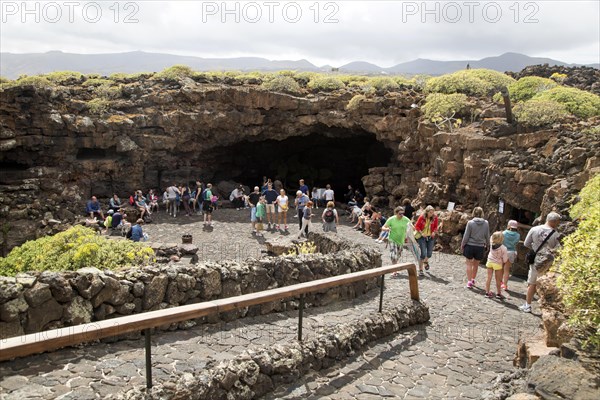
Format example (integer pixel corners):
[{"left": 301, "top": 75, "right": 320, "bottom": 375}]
[{"left": 520, "top": 212, "right": 561, "bottom": 313}]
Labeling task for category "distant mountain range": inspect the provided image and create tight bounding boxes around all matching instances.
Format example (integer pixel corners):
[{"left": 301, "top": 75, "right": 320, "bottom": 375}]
[{"left": 1, "top": 51, "right": 597, "bottom": 79}]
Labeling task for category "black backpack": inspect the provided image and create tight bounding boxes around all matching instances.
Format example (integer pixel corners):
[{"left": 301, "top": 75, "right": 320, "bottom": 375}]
[
  {"left": 324, "top": 209, "right": 335, "bottom": 223},
  {"left": 125, "top": 227, "right": 133, "bottom": 239}
]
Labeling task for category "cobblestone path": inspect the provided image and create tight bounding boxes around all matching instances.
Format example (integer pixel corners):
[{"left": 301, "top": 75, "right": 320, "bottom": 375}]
[{"left": 0, "top": 210, "right": 540, "bottom": 399}]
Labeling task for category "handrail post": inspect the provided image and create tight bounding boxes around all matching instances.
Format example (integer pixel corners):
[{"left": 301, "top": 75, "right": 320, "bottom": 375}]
[
  {"left": 407, "top": 264, "right": 420, "bottom": 301},
  {"left": 378, "top": 275, "right": 385, "bottom": 313},
  {"left": 298, "top": 294, "right": 305, "bottom": 342},
  {"left": 144, "top": 329, "right": 153, "bottom": 389}
]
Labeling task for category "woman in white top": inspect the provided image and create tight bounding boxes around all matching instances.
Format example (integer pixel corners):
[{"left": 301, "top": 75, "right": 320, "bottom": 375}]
[{"left": 276, "top": 189, "right": 289, "bottom": 231}]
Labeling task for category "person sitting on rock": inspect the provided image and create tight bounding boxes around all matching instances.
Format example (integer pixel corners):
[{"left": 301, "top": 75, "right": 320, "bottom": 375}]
[
  {"left": 363, "top": 208, "right": 382, "bottom": 237},
  {"left": 230, "top": 185, "right": 245, "bottom": 210},
  {"left": 135, "top": 191, "right": 149, "bottom": 221},
  {"left": 128, "top": 219, "right": 145, "bottom": 242},
  {"left": 148, "top": 189, "right": 159, "bottom": 213},
  {"left": 103, "top": 209, "right": 114, "bottom": 234},
  {"left": 352, "top": 198, "right": 372, "bottom": 230},
  {"left": 86, "top": 196, "right": 104, "bottom": 220},
  {"left": 312, "top": 187, "right": 320, "bottom": 209},
  {"left": 109, "top": 194, "right": 122, "bottom": 212},
  {"left": 345, "top": 185, "right": 354, "bottom": 204},
  {"left": 111, "top": 208, "right": 131, "bottom": 236}
]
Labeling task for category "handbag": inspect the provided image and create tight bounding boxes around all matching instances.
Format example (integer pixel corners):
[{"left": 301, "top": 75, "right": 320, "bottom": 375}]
[{"left": 526, "top": 230, "right": 555, "bottom": 265}]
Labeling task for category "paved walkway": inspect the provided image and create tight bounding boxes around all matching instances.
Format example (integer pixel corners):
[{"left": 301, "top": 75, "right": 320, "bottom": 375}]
[{"left": 0, "top": 211, "right": 541, "bottom": 399}]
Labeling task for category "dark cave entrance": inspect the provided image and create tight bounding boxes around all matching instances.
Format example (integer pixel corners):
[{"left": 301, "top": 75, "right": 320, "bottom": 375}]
[{"left": 209, "top": 132, "right": 393, "bottom": 195}]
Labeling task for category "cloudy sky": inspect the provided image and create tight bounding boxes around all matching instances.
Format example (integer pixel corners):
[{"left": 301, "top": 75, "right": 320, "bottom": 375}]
[{"left": 1, "top": 0, "right": 599, "bottom": 66}]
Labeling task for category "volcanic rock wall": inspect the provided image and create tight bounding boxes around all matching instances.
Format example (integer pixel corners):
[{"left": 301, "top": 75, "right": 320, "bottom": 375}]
[{"left": 1, "top": 76, "right": 599, "bottom": 251}]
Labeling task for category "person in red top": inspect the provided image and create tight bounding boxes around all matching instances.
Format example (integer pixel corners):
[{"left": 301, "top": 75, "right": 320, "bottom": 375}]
[{"left": 414, "top": 205, "right": 439, "bottom": 274}]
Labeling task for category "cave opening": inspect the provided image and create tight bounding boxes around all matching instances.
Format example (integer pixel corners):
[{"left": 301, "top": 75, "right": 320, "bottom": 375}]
[{"left": 208, "top": 132, "right": 393, "bottom": 195}]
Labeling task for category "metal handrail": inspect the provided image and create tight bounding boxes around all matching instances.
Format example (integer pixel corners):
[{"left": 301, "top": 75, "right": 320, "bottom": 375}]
[{"left": 0, "top": 263, "right": 419, "bottom": 389}]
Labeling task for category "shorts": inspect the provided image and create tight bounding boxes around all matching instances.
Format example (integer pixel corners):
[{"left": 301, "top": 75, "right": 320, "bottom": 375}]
[
  {"left": 507, "top": 250, "right": 517, "bottom": 263},
  {"left": 202, "top": 200, "right": 213, "bottom": 213},
  {"left": 527, "top": 265, "right": 538, "bottom": 285},
  {"left": 486, "top": 261, "right": 503, "bottom": 271},
  {"left": 251, "top": 207, "right": 257, "bottom": 222},
  {"left": 266, "top": 203, "right": 275, "bottom": 213},
  {"left": 389, "top": 241, "right": 402, "bottom": 261},
  {"left": 463, "top": 244, "right": 485, "bottom": 261}
]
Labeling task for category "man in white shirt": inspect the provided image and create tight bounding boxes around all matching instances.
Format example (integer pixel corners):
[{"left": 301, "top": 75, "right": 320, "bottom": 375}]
[
  {"left": 520, "top": 212, "right": 561, "bottom": 313},
  {"left": 323, "top": 184, "right": 335, "bottom": 204}
]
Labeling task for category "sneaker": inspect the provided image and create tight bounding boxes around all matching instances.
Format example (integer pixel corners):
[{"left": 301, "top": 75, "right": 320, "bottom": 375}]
[
  {"left": 284, "top": 225, "right": 288, "bottom": 230},
  {"left": 466, "top": 280, "right": 474, "bottom": 289},
  {"left": 496, "top": 293, "right": 505, "bottom": 300},
  {"left": 519, "top": 304, "right": 532, "bottom": 313},
  {"left": 275, "top": 224, "right": 280, "bottom": 230},
  {"left": 424, "top": 261, "right": 430, "bottom": 271},
  {"left": 418, "top": 270, "right": 425, "bottom": 276},
  {"left": 501, "top": 283, "right": 508, "bottom": 291},
  {"left": 485, "top": 291, "right": 494, "bottom": 298}
]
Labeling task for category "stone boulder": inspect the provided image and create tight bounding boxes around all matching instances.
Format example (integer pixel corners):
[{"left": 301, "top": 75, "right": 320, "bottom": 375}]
[{"left": 527, "top": 355, "right": 600, "bottom": 400}]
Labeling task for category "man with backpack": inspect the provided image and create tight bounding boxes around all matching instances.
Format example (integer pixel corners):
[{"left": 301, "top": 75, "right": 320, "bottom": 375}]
[
  {"left": 321, "top": 201, "right": 339, "bottom": 233},
  {"left": 520, "top": 212, "right": 561, "bottom": 313}
]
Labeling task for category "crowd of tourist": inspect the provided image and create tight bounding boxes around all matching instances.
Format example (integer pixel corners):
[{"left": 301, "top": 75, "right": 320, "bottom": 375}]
[{"left": 84, "top": 175, "right": 560, "bottom": 314}]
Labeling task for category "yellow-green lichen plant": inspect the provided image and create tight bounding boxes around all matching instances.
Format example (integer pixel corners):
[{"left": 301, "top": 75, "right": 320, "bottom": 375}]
[
  {"left": 556, "top": 174, "right": 600, "bottom": 349},
  {"left": 286, "top": 241, "right": 317, "bottom": 256},
  {"left": 0, "top": 225, "right": 155, "bottom": 277}
]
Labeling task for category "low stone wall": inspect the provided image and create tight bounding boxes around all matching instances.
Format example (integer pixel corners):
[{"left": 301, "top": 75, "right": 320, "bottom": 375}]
[
  {"left": 0, "top": 233, "right": 381, "bottom": 339},
  {"left": 110, "top": 301, "right": 430, "bottom": 400}
]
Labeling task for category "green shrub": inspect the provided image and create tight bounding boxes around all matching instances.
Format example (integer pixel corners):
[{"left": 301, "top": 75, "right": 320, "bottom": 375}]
[
  {"left": 338, "top": 74, "right": 369, "bottom": 85},
  {"left": 556, "top": 174, "right": 600, "bottom": 348},
  {"left": 261, "top": 75, "right": 301, "bottom": 94},
  {"left": 347, "top": 94, "right": 367, "bottom": 111},
  {"left": 3, "top": 75, "right": 53, "bottom": 89},
  {"left": 94, "top": 83, "right": 122, "bottom": 99},
  {"left": 534, "top": 86, "right": 600, "bottom": 119},
  {"left": 422, "top": 93, "right": 468, "bottom": 122},
  {"left": 45, "top": 71, "right": 84, "bottom": 84},
  {"left": 513, "top": 99, "right": 568, "bottom": 127},
  {"left": 550, "top": 72, "right": 568, "bottom": 84},
  {"left": 0, "top": 76, "right": 10, "bottom": 84},
  {"left": 87, "top": 98, "right": 111, "bottom": 114},
  {"left": 505, "top": 76, "right": 558, "bottom": 103},
  {"left": 368, "top": 77, "right": 400, "bottom": 92},
  {"left": 0, "top": 226, "right": 155, "bottom": 276},
  {"left": 82, "top": 78, "right": 113, "bottom": 87},
  {"left": 307, "top": 76, "right": 344, "bottom": 92},
  {"left": 155, "top": 65, "right": 195, "bottom": 81},
  {"left": 425, "top": 69, "right": 515, "bottom": 96}
]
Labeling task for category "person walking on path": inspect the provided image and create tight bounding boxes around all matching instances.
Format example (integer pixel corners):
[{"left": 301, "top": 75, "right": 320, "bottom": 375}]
[
  {"left": 166, "top": 184, "right": 180, "bottom": 218},
  {"left": 262, "top": 183, "right": 278, "bottom": 229},
  {"left": 276, "top": 189, "right": 289, "bottom": 231},
  {"left": 414, "top": 205, "right": 439, "bottom": 274},
  {"left": 323, "top": 184, "right": 335, "bottom": 204},
  {"left": 298, "top": 201, "right": 314, "bottom": 238},
  {"left": 385, "top": 207, "right": 411, "bottom": 276},
  {"left": 295, "top": 190, "right": 310, "bottom": 235},
  {"left": 298, "top": 179, "right": 309, "bottom": 196},
  {"left": 202, "top": 183, "right": 214, "bottom": 226},
  {"left": 485, "top": 232, "right": 509, "bottom": 300},
  {"left": 181, "top": 183, "right": 192, "bottom": 217},
  {"left": 255, "top": 195, "right": 266, "bottom": 237},
  {"left": 322, "top": 201, "right": 339, "bottom": 233},
  {"left": 502, "top": 220, "right": 521, "bottom": 290},
  {"left": 461, "top": 207, "right": 490, "bottom": 288},
  {"left": 520, "top": 212, "right": 561, "bottom": 313},
  {"left": 248, "top": 186, "right": 261, "bottom": 233}
]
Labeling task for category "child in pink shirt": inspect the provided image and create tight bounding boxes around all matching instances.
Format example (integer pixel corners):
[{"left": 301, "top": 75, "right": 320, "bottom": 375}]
[{"left": 485, "top": 232, "right": 509, "bottom": 300}]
